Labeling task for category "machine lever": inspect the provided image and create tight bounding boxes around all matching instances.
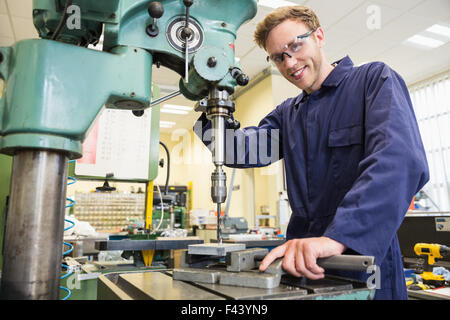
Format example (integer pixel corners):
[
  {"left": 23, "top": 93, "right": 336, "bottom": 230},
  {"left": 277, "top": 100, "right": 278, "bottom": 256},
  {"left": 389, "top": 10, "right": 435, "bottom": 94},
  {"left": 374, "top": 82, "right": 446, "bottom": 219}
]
[
  {"left": 230, "top": 67, "right": 249, "bottom": 86},
  {"left": 257, "top": 254, "right": 375, "bottom": 274},
  {"left": 182, "top": 0, "right": 194, "bottom": 83},
  {"left": 150, "top": 90, "right": 181, "bottom": 107},
  {"left": 146, "top": 2, "right": 164, "bottom": 37}
]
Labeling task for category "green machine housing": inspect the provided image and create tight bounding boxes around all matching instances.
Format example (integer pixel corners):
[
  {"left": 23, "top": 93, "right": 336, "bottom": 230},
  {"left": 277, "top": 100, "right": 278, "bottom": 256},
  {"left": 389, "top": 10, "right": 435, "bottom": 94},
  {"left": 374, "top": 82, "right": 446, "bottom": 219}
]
[{"left": 0, "top": 0, "right": 257, "bottom": 300}]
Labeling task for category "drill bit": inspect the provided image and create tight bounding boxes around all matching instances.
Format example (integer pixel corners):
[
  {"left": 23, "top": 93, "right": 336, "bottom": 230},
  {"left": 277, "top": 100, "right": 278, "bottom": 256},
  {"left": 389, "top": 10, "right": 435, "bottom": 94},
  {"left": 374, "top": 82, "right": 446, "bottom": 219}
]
[{"left": 217, "top": 203, "right": 222, "bottom": 244}]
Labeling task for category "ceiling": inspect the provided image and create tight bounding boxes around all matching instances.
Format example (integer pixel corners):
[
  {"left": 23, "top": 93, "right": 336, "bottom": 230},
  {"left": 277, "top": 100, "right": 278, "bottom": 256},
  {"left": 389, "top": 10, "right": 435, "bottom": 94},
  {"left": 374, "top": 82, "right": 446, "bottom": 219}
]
[{"left": 1, "top": 0, "right": 449, "bottom": 133}]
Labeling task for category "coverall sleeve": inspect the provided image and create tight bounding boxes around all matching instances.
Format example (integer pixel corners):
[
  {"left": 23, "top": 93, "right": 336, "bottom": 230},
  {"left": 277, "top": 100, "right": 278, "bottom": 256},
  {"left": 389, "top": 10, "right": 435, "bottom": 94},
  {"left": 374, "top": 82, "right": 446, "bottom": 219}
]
[
  {"left": 323, "top": 64, "right": 430, "bottom": 264},
  {"left": 193, "top": 104, "right": 284, "bottom": 168}
]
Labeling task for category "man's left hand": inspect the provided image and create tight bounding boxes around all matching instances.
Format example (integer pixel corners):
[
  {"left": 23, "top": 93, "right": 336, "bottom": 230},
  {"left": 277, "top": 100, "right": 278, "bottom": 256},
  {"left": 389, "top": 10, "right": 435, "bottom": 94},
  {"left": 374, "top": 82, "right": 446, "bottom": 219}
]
[{"left": 259, "top": 237, "right": 346, "bottom": 280}]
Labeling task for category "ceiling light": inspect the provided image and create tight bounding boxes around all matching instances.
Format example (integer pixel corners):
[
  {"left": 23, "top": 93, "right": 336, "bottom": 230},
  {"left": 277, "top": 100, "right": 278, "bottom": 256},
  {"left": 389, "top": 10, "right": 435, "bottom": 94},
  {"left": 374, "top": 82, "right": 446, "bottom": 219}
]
[
  {"left": 258, "top": 0, "right": 296, "bottom": 9},
  {"left": 160, "top": 121, "right": 176, "bottom": 128},
  {"left": 162, "top": 104, "right": 193, "bottom": 111},
  {"left": 405, "top": 35, "right": 445, "bottom": 49},
  {"left": 161, "top": 108, "right": 189, "bottom": 115},
  {"left": 426, "top": 24, "right": 450, "bottom": 38}
]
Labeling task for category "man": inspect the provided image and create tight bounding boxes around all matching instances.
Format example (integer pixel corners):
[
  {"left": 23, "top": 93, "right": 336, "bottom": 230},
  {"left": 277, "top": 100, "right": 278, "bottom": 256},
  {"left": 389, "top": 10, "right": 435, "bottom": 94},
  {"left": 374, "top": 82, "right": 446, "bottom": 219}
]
[{"left": 195, "top": 6, "right": 429, "bottom": 299}]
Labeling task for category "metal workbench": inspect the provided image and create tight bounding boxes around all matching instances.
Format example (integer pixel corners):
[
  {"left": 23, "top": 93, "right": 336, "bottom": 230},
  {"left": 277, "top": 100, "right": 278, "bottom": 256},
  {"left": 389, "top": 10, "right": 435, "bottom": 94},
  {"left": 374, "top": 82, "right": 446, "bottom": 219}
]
[{"left": 97, "top": 269, "right": 375, "bottom": 300}]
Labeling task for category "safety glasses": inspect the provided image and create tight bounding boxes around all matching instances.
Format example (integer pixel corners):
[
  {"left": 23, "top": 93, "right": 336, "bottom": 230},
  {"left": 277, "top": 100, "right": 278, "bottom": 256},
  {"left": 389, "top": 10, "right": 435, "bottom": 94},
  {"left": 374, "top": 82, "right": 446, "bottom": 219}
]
[{"left": 266, "top": 28, "right": 317, "bottom": 66}]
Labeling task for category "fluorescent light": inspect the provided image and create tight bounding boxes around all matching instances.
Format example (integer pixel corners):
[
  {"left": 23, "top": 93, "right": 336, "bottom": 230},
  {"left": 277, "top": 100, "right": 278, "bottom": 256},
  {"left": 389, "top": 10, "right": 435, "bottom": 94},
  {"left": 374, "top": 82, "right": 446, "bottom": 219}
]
[
  {"left": 258, "top": 0, "right": 296, "bottom": 9},
  {"left": 426, "top": 24, "right": 450, "bottom": 38},
  {"left": 160, "top": 121, "right": 176, "bottom": 128},
  {"left": 405, "top": 35, "right": 445, "bottom": 49},
  {"left": 162, "top": 104, "right": 193, "bottom": 111},
  {"left": 161, "top": 109, "right": 189, "bottom": 115}
]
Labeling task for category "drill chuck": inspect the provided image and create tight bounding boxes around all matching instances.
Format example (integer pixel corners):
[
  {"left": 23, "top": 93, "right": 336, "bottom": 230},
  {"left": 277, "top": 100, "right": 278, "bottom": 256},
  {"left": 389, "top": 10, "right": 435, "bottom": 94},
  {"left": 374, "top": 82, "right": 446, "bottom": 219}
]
[{"left": 211, "top": 167, "right": 227, "bottom": 204}]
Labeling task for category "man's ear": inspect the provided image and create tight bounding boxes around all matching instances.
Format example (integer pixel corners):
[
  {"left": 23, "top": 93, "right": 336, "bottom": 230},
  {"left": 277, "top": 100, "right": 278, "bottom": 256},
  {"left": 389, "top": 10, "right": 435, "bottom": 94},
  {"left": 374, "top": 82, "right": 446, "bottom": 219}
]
[{"left": 315, "top": 27, "right": 325, "bottom": 48}]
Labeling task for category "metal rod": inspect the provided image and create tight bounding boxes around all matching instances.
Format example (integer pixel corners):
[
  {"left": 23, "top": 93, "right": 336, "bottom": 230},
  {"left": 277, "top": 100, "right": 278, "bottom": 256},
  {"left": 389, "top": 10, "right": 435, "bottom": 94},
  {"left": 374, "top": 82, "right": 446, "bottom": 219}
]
[
  {"left": 317, "top": 255, "right": 375, "bottom": 272},
  {"left": 0, "top": 150, "right": 69, "bottom": 300},
  {"left": 211, "top": 116, "right": 225, "bottom": 165},
  {"left": 185, "top": 41, "right": 189, "bottom": 83},
  {"left": 217, "top": 203, "right": 222, "bottom": 244},
  {"left": 150, "top": 90, "right": 181, "bottom": 107}
]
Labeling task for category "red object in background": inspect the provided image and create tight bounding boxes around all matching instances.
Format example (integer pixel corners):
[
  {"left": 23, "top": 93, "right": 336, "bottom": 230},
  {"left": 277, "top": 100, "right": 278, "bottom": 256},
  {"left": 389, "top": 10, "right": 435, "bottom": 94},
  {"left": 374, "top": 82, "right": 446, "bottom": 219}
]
[
  {"left": 409, "top": 196, "right": 416, "bottom": 211},
  {"left": 215, "top": 210, "right": 225, "bottom": 217},
  {"left": 77, "top": 121, "right": 99, "bottom": 164}
]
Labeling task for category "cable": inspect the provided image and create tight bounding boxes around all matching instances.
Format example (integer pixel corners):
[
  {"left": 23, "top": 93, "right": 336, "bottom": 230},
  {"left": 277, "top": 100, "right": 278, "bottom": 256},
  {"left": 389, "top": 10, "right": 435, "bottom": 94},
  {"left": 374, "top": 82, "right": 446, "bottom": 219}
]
[
  {"left": 159, "top": 141, "right": 170, "bottom": 195},
  {"left": 150, "top": 142, "right": 170, "bottom": 234},
  {"left": 152, "top": 184, "right": 165, "bottom": 233},
  {"left": 51, "top": 0, "right": 73, "bottom": 41},
  {"left": 60, "top": 159, "right": 76, "bottom": 300}
]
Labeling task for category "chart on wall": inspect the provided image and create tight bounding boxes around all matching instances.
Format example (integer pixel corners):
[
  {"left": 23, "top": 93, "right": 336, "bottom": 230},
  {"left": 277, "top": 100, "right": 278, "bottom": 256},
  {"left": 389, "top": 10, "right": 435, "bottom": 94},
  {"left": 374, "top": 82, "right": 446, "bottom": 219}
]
[{"left": 74, "top": 107, "right": 152, "bottom": 180}]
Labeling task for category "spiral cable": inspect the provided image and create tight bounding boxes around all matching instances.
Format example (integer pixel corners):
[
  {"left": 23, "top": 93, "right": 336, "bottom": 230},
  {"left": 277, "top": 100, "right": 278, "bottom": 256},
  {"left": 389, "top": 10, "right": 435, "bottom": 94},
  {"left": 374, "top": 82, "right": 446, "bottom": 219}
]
[{"left": 60, "top": 160, "right": 77, "bottom": 300}]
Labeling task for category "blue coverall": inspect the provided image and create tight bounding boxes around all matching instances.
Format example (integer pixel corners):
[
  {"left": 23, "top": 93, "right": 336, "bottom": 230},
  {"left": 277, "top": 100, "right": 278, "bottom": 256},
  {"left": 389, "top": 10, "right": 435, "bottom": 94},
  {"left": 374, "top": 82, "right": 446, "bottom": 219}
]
[{"left": 195, "top": 56, "right": 430, "bottom": 299}]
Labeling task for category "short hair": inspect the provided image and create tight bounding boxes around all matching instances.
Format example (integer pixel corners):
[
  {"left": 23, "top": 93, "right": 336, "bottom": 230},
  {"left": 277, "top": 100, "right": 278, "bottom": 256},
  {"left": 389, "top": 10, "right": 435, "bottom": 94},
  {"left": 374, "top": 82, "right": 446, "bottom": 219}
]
[{"left": 254, "top": 6, "right": 321, "bottom": 50}]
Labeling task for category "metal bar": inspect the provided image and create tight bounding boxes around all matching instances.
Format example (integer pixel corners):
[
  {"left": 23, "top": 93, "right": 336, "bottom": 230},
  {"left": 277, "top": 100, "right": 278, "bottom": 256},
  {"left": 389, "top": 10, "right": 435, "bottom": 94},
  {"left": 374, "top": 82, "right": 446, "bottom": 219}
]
[
  {"left": 217, "top": 203, "right": 222, "bottom": 243},
  {"left": 187, "top": 243, "right": 245, "bottom": 256},
  {"left": 95, "top": 239, "right": 203, "bottom": 251},
  {"left": 254, "top": 254, "right": 375, "bottom": 273},
  {"left": 150, "top": 90, "right": 181, "bottom": 107},
  {"left": 317, "top": 255, "right": 375, "bottom": 272},
  {"left": 0, "top": 150, "right": 68, "bottom": 299}
]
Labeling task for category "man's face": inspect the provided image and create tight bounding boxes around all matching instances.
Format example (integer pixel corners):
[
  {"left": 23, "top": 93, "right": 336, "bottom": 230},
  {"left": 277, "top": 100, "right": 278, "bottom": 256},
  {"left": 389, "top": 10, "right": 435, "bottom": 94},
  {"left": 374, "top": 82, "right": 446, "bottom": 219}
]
[{"left": 265, "top": 19, "right": 324, "bottom": 93}]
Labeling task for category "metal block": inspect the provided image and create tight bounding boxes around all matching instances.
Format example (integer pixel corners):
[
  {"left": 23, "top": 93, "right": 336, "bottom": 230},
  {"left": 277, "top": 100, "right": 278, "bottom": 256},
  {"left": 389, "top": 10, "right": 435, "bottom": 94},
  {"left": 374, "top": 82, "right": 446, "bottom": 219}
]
[
  {"left": 188, "top": 243, "right": 245, "bottom": 256},
  {"left": 281, "top": 276, "right": 353, "bottom": 294},
  {"left": 220, "top": 271, "right": 281, "bottom": 289},
  {"left": 179, "top": 250, "right": 221, "bottom": 268},
  {"left": 226, "top": 248, "right": 268, "bottom": 272},
  {"left": 173, "top": 268, "right": 222, "bottom": 284}
]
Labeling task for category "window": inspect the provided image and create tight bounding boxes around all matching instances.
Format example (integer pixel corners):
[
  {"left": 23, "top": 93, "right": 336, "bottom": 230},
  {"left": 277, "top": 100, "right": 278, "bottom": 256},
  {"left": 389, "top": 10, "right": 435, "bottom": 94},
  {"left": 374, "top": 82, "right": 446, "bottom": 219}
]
[{"left": 409, "top": 72, "right": 450, "bottom": 211}]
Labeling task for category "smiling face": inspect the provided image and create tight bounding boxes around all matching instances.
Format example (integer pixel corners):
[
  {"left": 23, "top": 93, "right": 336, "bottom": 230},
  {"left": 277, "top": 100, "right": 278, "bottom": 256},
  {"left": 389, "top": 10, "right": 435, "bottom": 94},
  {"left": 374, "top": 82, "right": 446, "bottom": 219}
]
[{"left": 265, "top": 19, "right": 330, "bottom": 94}]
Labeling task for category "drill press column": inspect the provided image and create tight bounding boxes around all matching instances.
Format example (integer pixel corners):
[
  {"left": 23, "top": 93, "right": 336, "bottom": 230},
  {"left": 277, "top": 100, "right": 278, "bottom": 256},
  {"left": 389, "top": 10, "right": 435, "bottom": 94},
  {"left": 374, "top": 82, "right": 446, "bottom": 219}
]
[{"left": 0, "top": 150, "right": 68, "bottom": 299}]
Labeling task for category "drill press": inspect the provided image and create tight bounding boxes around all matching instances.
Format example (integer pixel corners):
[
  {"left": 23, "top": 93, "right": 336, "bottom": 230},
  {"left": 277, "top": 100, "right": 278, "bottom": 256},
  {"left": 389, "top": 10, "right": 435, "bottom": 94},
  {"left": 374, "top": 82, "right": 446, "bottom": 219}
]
[{"left": 0, "top": 0, "right": 257, "bottom": 299}]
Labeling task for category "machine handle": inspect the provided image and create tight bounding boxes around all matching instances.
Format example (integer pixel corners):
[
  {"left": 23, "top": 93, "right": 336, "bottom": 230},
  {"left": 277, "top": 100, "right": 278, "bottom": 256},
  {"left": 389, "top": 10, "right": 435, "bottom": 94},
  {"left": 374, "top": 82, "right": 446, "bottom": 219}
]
[
  {"left": 182, "top": 0, "right": 194, "bottom": 83},
  {"left": 146, "top": 2, "right": 164, "bottom": 37},
  {"left": 257, "top": 254, "right": 375, "bottom": 274},
  {"left": 317, "top": 255, "right": 375, "bottom": 272}
]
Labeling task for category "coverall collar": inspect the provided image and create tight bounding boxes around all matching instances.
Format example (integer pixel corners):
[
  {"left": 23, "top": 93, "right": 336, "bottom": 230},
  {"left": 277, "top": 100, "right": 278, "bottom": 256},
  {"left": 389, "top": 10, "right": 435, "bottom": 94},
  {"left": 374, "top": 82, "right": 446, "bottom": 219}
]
[
  {"left": 297, "top": 55, "right": 354, "bottom": 104},
  {"left": 322, "top": 55, "right": 354, "bottom": 88}
]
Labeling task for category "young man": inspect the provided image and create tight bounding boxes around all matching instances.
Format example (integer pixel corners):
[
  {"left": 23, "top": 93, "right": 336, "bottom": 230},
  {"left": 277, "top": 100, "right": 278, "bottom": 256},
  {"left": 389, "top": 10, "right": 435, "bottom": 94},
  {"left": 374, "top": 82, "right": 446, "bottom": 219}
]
[{"left": 195, "top": 6, "right": 429, "bottom": 299}]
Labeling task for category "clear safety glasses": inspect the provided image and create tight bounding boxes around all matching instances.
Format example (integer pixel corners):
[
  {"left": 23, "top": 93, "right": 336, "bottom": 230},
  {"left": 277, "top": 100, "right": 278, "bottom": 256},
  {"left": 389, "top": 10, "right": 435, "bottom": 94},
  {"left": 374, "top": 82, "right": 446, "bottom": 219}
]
[{"left": 266, "top": 28, "right": 317, "bottom": 66}]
